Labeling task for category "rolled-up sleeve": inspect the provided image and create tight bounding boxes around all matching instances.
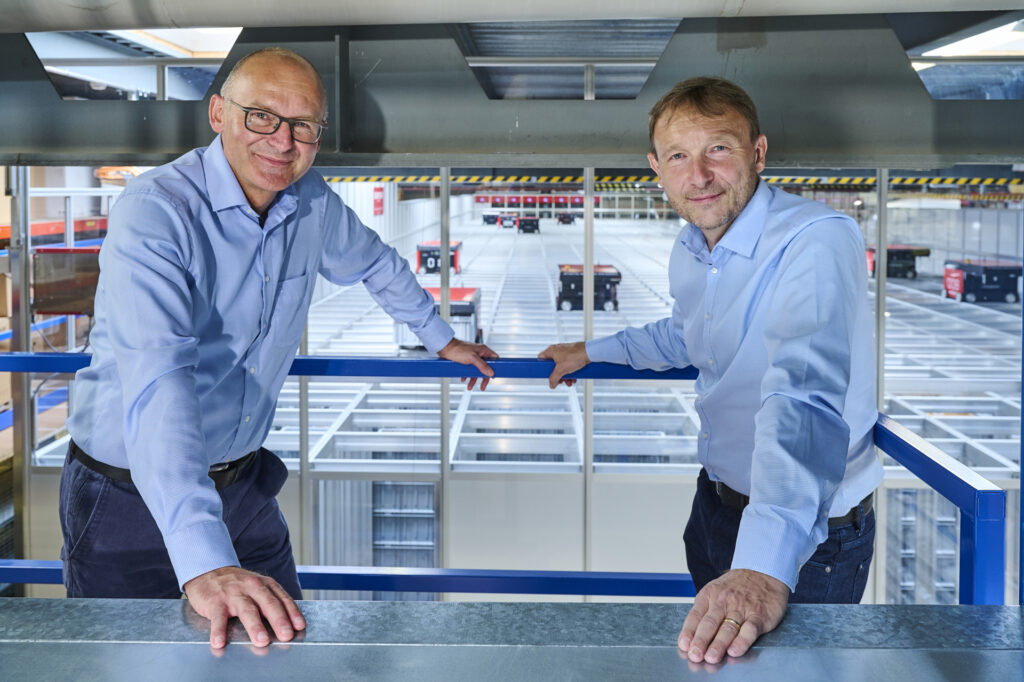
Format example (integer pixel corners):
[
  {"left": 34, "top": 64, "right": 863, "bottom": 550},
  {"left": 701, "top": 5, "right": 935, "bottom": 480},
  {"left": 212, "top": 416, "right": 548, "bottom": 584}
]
[
  {"left": 731, "top": 219, "right": 864, "bottom": 590},
  {"left": 101, "top": 191, "right": 239, "bottom": 587}
]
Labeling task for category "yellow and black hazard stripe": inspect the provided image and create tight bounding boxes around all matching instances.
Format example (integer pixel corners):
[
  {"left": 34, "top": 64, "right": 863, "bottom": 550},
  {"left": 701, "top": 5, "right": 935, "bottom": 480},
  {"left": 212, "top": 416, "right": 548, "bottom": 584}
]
[{"left": 322, "top": 174, "right": 1024, "bottom": 188}]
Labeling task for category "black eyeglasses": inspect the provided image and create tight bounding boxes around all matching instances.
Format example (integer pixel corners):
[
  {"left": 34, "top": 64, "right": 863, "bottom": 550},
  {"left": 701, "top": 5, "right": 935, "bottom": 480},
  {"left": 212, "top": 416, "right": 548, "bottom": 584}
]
[{"left": 224, "top": 98, "right": 326, "bottom": 144}]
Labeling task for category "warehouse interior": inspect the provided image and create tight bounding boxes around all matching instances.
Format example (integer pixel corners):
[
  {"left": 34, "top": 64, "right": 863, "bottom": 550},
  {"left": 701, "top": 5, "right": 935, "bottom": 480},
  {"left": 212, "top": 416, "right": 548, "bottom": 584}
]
[{"left": 1, "top": 2, "right": 1023, "bottom": 677}]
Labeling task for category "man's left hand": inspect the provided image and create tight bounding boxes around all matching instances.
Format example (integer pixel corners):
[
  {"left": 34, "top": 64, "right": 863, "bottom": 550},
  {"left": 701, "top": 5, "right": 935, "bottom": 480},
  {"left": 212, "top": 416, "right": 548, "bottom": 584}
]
[
  {"left": 437, "top": 338, "right": 499, "bottom": 390},
  {"left": 678, "top": 568, "right": 789, "bottom": 664}
]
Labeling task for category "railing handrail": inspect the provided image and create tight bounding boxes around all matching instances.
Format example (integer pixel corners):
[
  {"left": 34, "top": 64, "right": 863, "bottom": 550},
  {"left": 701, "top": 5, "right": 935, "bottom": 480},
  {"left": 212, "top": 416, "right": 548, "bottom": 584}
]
[
  {"left": 0, "top": 351, "right": 1005, "bottom": 603},
  {"left": 0, "top": 559, "right": 695, "bottom": 597},
  {"left": 0, "top": 352, "right": 699, "bottom": 381},
  {"left": 874, "top": 413, "right": 1003, "bottom": 507}
]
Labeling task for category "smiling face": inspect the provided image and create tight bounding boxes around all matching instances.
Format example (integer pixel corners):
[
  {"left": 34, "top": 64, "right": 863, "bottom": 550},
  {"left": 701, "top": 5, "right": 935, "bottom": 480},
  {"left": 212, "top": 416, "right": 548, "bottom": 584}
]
[
  {"left": 209, "top": 53, "right": 326, "bottom": 214},
  {"left": 647, "top": 105, "right": 767, "bottom": 249}
]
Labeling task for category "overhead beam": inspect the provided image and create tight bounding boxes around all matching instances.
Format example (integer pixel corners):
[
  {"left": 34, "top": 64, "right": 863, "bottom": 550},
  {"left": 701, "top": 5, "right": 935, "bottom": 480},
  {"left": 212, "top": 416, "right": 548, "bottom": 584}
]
[
  {"left": 3, "top": 17, "right": 1024, "bottom": 167},
  {"left": 2, "top": 1, "right": 1021, "bottom": 33}
]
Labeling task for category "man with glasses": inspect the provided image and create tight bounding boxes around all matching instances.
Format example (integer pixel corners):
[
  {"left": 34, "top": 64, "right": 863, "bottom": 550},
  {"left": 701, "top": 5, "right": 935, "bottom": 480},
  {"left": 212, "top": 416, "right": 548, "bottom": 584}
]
[{"left": 61, "top": 47, "right": 497, "bottom": 649}]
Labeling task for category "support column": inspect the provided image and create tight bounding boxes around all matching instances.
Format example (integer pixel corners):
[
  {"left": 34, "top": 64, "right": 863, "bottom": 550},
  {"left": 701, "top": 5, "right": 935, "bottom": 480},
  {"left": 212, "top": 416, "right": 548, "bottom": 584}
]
[
  {"left": 11, "top": 166, "right": 33, "bottom": 578},
  {"left": 582, "top": 63, "right": 596, "bottom": 577},
  {"left": 299, "top": 327, "right": 311, "bottom": 568},
  {"left": 875, "top": 168, "right": 888, "bottom": 410},
  {"left": 439, "top": 167, "right": 451, "bottom": 572}
]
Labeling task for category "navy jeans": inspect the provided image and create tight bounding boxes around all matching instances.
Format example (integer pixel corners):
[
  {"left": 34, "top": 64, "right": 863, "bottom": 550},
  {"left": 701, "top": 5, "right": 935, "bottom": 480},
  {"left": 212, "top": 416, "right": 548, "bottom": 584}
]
[
  {"left": 684, "top": 468, "right": 875, "bottom": 603},
  {"left": 59, "top": 445, "right": 302, "bottom": 600}
]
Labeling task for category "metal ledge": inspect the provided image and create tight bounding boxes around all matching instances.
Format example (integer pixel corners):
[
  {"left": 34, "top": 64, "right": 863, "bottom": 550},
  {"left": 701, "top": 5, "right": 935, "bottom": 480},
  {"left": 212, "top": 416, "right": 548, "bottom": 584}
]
[{"left": 0, "top": 599, "right": 1021, "bottom": 681}]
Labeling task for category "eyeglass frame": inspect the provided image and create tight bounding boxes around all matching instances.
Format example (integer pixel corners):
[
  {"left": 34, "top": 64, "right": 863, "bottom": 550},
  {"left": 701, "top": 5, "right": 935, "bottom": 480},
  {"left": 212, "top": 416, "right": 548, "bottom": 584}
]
[{"left": 222, "top": 97, "right": 327, "bottom": 144}]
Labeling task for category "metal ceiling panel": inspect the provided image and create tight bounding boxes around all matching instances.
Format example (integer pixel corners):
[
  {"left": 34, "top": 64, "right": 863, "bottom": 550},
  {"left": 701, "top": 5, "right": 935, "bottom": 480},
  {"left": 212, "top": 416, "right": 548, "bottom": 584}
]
[
  {"left": 2, "top": 0, "right": 1021, "bottom": 33},
  {"left": 4, "top": 17, "right": 1024, "bottom": 167}
]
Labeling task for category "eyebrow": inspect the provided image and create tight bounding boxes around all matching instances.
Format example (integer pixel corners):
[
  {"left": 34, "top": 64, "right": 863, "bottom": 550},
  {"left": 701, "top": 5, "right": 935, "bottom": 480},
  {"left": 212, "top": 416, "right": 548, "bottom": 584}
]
[{"left": 246, "top": 101, "right": 322, "bottom": 122}]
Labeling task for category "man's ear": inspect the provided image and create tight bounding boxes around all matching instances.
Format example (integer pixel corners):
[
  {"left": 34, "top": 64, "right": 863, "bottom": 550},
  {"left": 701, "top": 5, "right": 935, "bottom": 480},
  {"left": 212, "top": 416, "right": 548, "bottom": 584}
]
[
  {"left": 647, "top": 152, "right": 660, "bottom": 177},
  {"left": 209, "top": 94, "right": 225, "bottom": 134},
  {"left": 753, "top": 134, "right": 767, "bottom": 173}
]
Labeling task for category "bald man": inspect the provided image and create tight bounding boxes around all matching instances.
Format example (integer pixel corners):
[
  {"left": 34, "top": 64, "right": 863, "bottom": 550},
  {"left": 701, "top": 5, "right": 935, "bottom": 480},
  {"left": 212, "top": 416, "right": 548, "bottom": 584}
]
[{"left": 61, "top": 48, "right": 497, "bottom": 648}]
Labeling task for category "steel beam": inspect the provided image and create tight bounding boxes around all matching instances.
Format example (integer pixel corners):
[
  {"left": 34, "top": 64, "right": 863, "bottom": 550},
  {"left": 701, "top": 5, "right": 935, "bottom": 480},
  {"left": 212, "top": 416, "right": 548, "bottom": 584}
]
[{"left": 5, "top": 17, "right": 1024, "bottom": 166}]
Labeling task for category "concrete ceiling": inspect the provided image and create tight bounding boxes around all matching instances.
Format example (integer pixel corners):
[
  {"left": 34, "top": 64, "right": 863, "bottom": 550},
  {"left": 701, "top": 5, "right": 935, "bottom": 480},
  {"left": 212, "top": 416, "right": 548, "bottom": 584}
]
[{"left": 2, "top": 0, "right": 1021, "bottom": 33}]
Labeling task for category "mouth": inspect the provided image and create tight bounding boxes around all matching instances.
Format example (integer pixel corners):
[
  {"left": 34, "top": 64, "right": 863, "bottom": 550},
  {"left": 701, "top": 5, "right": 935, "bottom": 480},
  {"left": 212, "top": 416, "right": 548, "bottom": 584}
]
[
  {"left": 255, "top": 153, "right": 293, "bottom": 168},
  {"left": 687, "top": 192, "right": 723, "bottom": 205}
]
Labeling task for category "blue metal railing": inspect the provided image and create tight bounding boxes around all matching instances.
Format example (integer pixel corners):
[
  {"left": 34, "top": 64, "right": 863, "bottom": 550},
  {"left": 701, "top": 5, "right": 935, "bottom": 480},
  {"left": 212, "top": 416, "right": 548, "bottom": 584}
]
[
  {"left": 0, "top": 352, "right": 698, "bottom": 381},
  {"left": 874, "top": 414, "right": 1006, "bottom": 605},
  {"left": 0, "top": 352, "right": 1006, "bottom": 604},
  {"left": 0, "top": 560, "right": 696, "bottom": 597}
]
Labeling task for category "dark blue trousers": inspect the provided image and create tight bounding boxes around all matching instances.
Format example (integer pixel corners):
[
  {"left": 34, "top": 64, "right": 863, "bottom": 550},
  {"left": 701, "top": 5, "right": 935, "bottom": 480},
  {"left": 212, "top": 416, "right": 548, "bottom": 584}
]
[
  {"left": 684, "top": 468, "right": 875, "bottom": 603},
  {"left": 59, "top": 445, "right": 302, "bottom": 600}
]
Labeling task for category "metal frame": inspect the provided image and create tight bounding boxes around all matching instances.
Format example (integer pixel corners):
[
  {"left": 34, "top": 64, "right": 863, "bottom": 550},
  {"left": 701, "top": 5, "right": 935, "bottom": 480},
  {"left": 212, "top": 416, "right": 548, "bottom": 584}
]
[
  {"left": 0, "top": 353, "right": 1006, "bottom": 603},
  {"left": 7, "top": 17, "right": 1024, "bottom": 166}
]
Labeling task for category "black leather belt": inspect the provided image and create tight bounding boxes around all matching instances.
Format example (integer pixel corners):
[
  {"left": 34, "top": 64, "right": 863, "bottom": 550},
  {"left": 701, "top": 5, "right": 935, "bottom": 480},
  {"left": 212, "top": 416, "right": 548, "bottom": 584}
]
[
  {"left": 69, "top": 440, "right": 259, "bottom": 491},
  {"left": 713, "top": 479, "right": 873, "bottom": 528}
]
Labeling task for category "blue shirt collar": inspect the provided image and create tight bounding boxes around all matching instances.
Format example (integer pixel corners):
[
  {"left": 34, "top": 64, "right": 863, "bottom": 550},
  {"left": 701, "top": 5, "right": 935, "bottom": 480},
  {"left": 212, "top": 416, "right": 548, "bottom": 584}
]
[
  {"left": 681, "top": 179, "right": 770, "bottom": 260},
  {"left": 203, "top": 135, "right": 299, "bottom": 221},
  {"left": 204, "top": 136, "right": 251, "bottom": 213}
]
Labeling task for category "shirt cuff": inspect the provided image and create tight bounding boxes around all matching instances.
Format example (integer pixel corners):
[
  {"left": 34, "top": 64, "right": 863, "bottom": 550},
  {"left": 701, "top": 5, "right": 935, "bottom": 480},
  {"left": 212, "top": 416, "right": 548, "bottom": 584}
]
[
  {"left": 585, "top": 335, "right": 627, "bottom": 364},
  {"left": 419, "top": 315, "right": 456, "bottom": 354},
  {"left": 731, "top": 509, "right": 810, "bottom": 592},
  {"left": 164, "top": 519, "right": 241, "bottom": 590}
]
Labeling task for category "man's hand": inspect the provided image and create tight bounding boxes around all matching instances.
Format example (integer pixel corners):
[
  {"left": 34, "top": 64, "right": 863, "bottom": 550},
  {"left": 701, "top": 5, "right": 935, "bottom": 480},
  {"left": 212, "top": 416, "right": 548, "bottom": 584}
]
[
  {"left": 537, "top": 341, "right": 589, "bottom": 388},
  {"left": 678, "top": 569, "right": 789, "bottom": 664},
  {"left": 437, "top": 338, "right": 499, "bottom": 390},
  {"left": 184, "top": 566, "right": 306, "bottom": 649}
]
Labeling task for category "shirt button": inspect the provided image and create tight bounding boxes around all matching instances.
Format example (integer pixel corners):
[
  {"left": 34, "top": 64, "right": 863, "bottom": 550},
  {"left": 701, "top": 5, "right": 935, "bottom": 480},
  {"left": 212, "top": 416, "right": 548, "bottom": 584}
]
[
  {"left": 708, "top": 359, "right": 715, "bottom": 366},
  {"left": 264, "top": 275, "right": 270, "bottom": 283},
  {"left": 711, "top": 267, "right": 719, "bottom": 274},
  {"left": 244, "top": 415, "right": 251, "bottom": 423},
  {"left": 701, "top": 432, "right": 709, "bottom": 439},
  {"left": 250, "top": 367, "right": 256, "bottom": 375},
  {"left": 705, "top": 313, "right": 711, "bottom": 320}
]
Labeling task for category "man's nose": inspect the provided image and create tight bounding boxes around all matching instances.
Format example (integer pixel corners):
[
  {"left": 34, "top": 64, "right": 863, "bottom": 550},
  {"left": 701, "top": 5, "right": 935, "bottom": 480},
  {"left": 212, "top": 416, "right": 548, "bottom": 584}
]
[
  {"left": 690, "top": 157, "right": 714, "bottom": 187},
  {"left": 267, "top": 122, "right": 295, "bottom": 149}
]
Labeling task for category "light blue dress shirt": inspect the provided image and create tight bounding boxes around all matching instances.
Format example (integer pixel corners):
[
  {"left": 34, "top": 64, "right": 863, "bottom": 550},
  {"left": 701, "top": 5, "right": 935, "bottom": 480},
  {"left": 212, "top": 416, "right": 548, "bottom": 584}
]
[
  {"left": 68, "top": 136, "right": 454, "bottom": 588},
  {"left": 586, "top": 181, "right": 884, "bottom": 590}
]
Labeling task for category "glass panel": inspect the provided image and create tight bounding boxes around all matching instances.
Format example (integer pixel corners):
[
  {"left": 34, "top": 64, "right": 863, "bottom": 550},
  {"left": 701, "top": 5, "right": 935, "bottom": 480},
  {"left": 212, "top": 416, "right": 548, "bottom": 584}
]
[
  {"left": 882, "top": 168, "right": 1021, "bottom": 605},
  {"left": 447, "top": 181, "right": 586, "bottom": 471}
]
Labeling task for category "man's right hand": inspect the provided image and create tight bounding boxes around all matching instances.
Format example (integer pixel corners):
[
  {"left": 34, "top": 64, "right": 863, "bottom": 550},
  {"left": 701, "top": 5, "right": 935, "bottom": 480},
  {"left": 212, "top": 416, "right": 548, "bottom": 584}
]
[
  {"left": 537, "top": 341, "right": 590, "bottom": 389},
  {"left": 184, "top": 566, "right": 306, "bottom": 649}
]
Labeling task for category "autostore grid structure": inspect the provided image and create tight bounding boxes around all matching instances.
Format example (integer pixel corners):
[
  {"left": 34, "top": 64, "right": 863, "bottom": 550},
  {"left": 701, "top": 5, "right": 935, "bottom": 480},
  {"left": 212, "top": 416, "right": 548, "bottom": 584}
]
[{"left": 33, "top": 186, "right": 1017, "bottom": 606}]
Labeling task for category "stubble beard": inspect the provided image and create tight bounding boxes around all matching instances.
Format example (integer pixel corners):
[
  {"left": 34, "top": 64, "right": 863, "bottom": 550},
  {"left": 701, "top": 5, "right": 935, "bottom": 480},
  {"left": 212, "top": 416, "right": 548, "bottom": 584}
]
[{"left": 669, "top": 164, "right": 760, "bottom": 235}]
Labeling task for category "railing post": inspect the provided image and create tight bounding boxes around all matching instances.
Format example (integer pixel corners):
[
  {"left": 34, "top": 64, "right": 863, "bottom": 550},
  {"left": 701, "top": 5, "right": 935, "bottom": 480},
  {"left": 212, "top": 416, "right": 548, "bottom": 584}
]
[{"left": 959, "top": 490, "right": 1006, "bottom": 605}]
